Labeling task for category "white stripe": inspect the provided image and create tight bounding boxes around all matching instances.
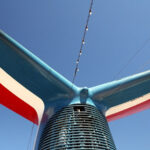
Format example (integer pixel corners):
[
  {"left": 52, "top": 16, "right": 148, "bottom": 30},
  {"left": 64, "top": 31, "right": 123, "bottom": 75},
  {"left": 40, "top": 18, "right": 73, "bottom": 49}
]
[
  {"left": 105, "top": 93, "right": 150, "bottom": 116},
  {"left": 0, "top": 68, "right": 44, "bottom": 124}
]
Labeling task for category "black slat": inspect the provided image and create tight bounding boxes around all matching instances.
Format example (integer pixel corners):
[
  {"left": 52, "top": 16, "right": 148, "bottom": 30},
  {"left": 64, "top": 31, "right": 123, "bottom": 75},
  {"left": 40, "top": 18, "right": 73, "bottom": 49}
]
[{"left": 38, "top": 104, "right": 116, "bottom": 150}]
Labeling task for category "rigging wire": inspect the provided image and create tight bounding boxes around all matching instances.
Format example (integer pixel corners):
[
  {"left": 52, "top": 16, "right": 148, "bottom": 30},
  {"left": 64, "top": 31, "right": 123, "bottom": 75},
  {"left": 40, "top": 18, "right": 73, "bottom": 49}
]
[
  {"left": 32, "top": 125, "right": 41, "bottom": 150},
  {"left": 101, "top": 38, "right": 150, "bottom": 101},
  {"left": 112, "top": 38, "right": 150, "bottom": 80},
  {"left": 135, "top": 58, "right": 150, "bottom": 73},
  {"left": 72, "top": 0, "right": 94, "bottom": 83},
  {"left": 27, "top": 122, "right": 35, "bottom": 150}
]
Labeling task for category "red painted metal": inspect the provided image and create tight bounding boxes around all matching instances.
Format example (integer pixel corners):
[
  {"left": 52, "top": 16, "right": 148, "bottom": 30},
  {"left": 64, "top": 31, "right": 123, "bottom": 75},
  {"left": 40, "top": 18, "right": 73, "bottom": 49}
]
[
  {"left": 0, "top": 84, "right": 38, "bottom": 124},
  {"left": 107, "top": 99, "right": 150, "bottom": 122}
]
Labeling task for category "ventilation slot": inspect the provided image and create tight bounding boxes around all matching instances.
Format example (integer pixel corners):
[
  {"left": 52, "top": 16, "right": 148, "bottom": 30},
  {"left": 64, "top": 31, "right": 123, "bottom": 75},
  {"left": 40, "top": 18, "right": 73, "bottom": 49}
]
[{"left": 38, "top": 104, "right": 116, "bottom": 150}]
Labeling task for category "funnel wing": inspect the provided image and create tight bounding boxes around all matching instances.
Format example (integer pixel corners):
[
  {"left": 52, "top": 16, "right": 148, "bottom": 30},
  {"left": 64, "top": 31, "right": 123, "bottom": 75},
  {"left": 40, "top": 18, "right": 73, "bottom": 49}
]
[
  {"left": 90, "top": 71, "right": 150, "bottom": 121},
  {"left": 0, "top": 30, "right": 77, "bottom": 124}
]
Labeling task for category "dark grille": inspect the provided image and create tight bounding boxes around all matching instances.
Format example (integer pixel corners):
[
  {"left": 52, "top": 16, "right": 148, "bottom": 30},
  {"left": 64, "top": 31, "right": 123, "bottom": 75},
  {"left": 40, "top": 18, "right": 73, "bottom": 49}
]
[{"left": 38, "top": 104, "right": 116, "bottom": 150}]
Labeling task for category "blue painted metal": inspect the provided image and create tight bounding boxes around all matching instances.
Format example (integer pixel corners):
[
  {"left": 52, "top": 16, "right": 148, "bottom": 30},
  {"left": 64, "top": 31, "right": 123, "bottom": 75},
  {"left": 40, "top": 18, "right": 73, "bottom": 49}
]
[
  {"left": 0, "top": 30, "right": 78, "bottom": 102},
  {"left": 1, "top": 30, "right": 150, "bottom": 149},
  {"left": 1, "top": 30, "right": 150, "bottom": 114},
  {"left": 89, "top": 70, "right": 150, "bottom": 108}
]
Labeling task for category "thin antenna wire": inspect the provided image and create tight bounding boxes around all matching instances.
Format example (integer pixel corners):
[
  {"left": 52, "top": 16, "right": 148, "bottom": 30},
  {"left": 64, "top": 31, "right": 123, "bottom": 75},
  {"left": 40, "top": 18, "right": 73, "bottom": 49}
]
[
  {"left": 27, "top": 122, "right": 35, "bottom": 150},
  {"left": 72, "top": 0, "right": 94, "bottom": 83},
  {"left": 135, "top": 58, "right": 150, "bottom": 73},
  {"left": 104, "top": 38, "right": 150, "bottom": 101},
  {"left": 32, "top": 125, "right": 41, "bottom": 150},
  {"left": 112, "top": 38, "right": 150, "bottom": 80}
]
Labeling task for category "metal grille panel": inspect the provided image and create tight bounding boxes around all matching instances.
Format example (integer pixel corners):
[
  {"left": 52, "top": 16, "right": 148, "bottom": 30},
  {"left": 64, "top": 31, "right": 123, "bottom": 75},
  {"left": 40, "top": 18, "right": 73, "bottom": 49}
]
[{"left": 38, "top": 104, "right": 116, "bottom": 150}]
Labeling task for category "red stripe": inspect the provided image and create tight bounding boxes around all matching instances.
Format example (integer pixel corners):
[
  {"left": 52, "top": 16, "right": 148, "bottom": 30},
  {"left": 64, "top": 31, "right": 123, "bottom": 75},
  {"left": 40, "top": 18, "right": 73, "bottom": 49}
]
[
  {"left": 0, "top": 84, "right": 38, "bottom": 124},
  {"left": 106, "top": 99, "right": 150, "bottom": 122}
]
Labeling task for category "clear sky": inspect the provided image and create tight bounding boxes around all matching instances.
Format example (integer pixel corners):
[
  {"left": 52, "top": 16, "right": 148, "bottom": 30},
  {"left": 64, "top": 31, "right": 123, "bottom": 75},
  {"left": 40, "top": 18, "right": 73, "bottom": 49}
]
[{"left": 0, "top": 0, "right": 150, "bottom": 150}]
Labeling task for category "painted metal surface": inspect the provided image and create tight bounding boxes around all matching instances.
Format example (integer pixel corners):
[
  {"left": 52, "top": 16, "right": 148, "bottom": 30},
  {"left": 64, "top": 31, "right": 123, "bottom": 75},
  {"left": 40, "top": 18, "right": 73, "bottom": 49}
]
[
  {"left": 89, "top": 71, "right": 150, "bottom": 121},
  {"left": 1, "top": 30, "right": 150, "bottom": 148},
  {"left": 0, "top": 68, "right": 44, "bottom": 124},
  {"left": 0, "top": 30, "right": 78, "bottom": 101},
  {"left": 0, "top": 30, "right": 78, "bottom": 125},
  {"left": 1, "top": 30, "right": 150, "bottom": 122}
]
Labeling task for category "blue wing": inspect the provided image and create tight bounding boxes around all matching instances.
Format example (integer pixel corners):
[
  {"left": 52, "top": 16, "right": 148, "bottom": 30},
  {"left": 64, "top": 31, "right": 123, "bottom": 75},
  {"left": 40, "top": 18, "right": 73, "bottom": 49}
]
[
  {"left": 89, "top": 71, "right": 150, "bottom": 121},
  {"left": 0, "top": 30, "right": 78, "bottom": 124},
  {"left": 0, "top": 30, "right": 78, "bottom": 101}
]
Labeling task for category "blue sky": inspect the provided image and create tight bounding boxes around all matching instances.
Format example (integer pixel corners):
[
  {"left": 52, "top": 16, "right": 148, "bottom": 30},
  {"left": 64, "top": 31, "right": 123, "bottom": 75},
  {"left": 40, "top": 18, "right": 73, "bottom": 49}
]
[{"left": 0, "top": 0, "right": 150, "bottom": 149}]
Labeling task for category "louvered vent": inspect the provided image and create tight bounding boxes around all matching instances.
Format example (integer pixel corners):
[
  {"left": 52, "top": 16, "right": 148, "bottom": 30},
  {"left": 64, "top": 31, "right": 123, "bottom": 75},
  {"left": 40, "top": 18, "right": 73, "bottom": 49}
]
[{"left": 38, "top": 104, "right": 116, "bottom": 150}]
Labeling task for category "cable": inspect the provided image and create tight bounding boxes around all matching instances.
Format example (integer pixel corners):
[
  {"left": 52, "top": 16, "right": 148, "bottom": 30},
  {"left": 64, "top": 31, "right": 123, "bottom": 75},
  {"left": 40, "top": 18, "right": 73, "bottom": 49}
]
[
  {"left": 27, "top": 122, "right": 35, "bottom": 150},
  {"left": 72, "top": 0, "right": 94, "bottom": 83},
  {"left": 135, "top": 58, "right": 150, "bottom": 73},
  {"left": 104, "top": 38, "right": 150, "bottom": 101},
  {"left": 112, "top": 38, "right": 150, "bottom": 80}
]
